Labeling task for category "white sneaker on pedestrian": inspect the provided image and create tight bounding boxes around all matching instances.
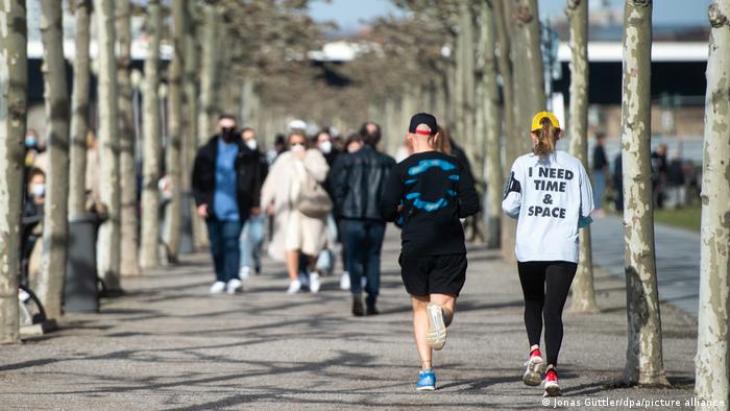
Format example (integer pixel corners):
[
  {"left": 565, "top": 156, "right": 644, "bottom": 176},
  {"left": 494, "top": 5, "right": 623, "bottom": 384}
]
[
  {"left": 309, "top": 272, "right": 321, "bottom": 293},
  {"left": 426, "top": 303, "right": 447, "bottom": 350},
  {"left": 340, "top": 272, "right": 351, "bottom": 290},
  {"left": 227, "top": 278, "right": 242, "bottom": 294},
  {"left": 239, "top": 266, "right": 251, "bottom": 280},
  {"left": 361, "top": 277, "right": 367, "bottom": 289},
  {"left": 287, "top": 280, "right": 302, "bottom": 294},
  {"left": 298, "top": 272, "right": 310, "bottom": 288},
  {"left": 209, "top": 281, "right": 226, "bottom": 294}
]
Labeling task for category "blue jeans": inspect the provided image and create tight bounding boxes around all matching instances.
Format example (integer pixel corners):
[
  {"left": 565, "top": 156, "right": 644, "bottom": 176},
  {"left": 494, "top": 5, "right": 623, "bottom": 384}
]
[
  {"left": 240, "top": 214, "right": 264, "bottom": 271},
  {"left": 341, "top": 219, "right": 386, "bottom": 299},
  {"left": 206, "top": 217, "right": 243, "bottom": 283},
  {"left": 592, "top": 170, "right": 606, "bottom": 209}
]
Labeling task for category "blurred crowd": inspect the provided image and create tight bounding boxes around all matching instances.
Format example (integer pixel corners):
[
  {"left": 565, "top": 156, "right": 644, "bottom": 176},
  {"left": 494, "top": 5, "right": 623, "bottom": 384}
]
[{"left": 590, "top": 134, "right": 702, "bottom": 215}]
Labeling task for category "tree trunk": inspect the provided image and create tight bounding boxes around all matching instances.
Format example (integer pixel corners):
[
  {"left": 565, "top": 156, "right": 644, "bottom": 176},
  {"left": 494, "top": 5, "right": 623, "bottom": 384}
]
[
  {"left": 458, "top": 0, "right": 476, "bottom": 159},
  {"left": 140, "top": 0, "right": 162, "bottom": 269},
  {"left": 185, "top": 0, "right": 207, "bottom": 251},
  {"left": 117, "top": 0, "right": 140, "bottom": 276},
  {"left": 164, "top": 0, "right": 185, "bottom": 262},
  {"left": 68, "top": 0, "right": 91, "bottom": 219},
  {"left": 94, "top": 0, "right": 122, "bottom": 291},
  {"left": 198, "top": 3, "right": 218, "bottom": 145},
  {"left": 620, "top": 0, "right": 668, "bottom": 386},
  {"left": 494, "top": 0, "right": 518, "bottom": 261},
  {"left": 0, "top": 0, "right": 28, "bottom": 344},
  {"left": 480, "top": 0, "right": 502, "bottom": 250},
  {"left": 37, "top": 0, "right": 70, "bottom": 319},
  {"left": 567, "top": 0, "right": 598, "bottom": 313},
  {"left": 695, "top": 0, "right": 730, "bottom": 404}
]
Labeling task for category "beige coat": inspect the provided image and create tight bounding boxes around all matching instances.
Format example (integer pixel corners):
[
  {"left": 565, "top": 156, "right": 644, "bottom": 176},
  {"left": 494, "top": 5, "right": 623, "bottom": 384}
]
[{"left": 261, "top": 149, "right": 329, "bottom": 261}]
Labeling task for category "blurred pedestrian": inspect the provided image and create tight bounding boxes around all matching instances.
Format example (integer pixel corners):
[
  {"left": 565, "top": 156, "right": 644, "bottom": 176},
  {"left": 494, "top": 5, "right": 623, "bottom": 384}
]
[
  {"left": 23, "top": 128, "right": 47, "bottom": 172},
  {"left": 238, "top": 127, "right": 269, "bottom": 280},
  {"left": 316, "top": 129, "right": 340, "bottom": 167},
  {"left": 261, "top": 132, "right": 330, "bottom": 294},
  {"left": 591, "top": 132, "right": 609, "bottom": 216},
  {"left": 266, "top": 134, "right": 287, "bottom": 165},
  {"left": 331, "top": 122, "right": 395, "bottom": 316},
  {"left": 666, "top": 149, "right": 686, "bottom": 209},
  {"left": 651, "top": 143, "right": 668, "bottom": 209},
  {"left": 380, "top": 113, "right": 480, "bottom": 391},
  {"left": 192, "top": 114, "right": 262, "bottom": 295},
  {"left": 502, "top": 112, "right": 594, "bottom": 397}
]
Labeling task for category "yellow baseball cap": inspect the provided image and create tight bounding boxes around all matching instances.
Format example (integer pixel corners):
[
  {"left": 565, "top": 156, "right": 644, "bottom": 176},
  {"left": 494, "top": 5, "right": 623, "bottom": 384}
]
[{"left": 531, "top": 111, "right": 560, "bottom": 132}]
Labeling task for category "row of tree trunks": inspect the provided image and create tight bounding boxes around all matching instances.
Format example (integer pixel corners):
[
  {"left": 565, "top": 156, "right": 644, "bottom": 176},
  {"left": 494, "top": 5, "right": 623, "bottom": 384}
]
[
  {"left": 140, "top": 0, "right": 162, "bottom": 269},
  {"left": 695, "top": 0, "right": 730, "bottom": 403},
  {"left": 0, "top": 0, "right": 28, "bottom": 344},
  {"left": 117, "top": 0, "right": 141, "bottom": 277},
  {"left": 95, "top": 0, "right": 122, "bottom": 291},
  {"left": 68, "top": 0, "right": 91, "bottom": 220},
  {"left": 37, "top": 0, "right": 70, "bottom": 320},
  {"left": 566, "top": 0, "right": 598, "bottom": 313}
]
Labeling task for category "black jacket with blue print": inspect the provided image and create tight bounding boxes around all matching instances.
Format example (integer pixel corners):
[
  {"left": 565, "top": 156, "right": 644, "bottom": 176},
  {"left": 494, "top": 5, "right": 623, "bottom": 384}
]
[{"left": 380, "top": 151, "right": 480, "bottom": 256}]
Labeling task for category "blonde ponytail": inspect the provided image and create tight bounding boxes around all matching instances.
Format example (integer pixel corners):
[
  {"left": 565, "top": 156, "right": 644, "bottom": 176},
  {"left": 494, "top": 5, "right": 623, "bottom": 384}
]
[{"left": 533, "top": 118, "right": 560, "bottom": 156}]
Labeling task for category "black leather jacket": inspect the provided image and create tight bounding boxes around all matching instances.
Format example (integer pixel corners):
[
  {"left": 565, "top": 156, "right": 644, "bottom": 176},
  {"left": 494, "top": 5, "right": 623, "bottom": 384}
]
[
  {"left": 191, "top": 136, "right": 266, "bottom": 221},
  {"left": 330, "top": 145, "right": 396, "bottom": 221}
]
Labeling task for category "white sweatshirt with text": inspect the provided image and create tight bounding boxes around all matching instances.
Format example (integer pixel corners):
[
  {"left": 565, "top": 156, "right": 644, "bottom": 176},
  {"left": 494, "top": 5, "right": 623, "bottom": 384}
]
[{"left": 502, "top": 150, "right": 594, "bottom": 263}]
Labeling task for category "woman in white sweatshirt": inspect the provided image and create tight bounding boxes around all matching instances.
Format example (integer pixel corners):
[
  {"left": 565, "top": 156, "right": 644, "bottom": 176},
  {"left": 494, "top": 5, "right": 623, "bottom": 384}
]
[{"left": 502, "top": 111, "right": 594, "bottom": 397}]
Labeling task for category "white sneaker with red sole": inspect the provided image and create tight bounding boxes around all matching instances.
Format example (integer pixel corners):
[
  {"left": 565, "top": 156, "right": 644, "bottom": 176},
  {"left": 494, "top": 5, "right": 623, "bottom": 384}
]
[{"left": 523, "top": 347, "right": 545, "bottom": 386}]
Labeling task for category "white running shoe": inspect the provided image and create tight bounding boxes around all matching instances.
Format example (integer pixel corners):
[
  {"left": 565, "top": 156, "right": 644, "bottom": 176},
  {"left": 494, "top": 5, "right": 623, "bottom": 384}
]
[
  {"left": 209, "top": 281, "right": 226, "bottom": 294},
  {"left": 425, "top": 303, "right": 447, "bottom": 350},
  {"left": 340, "top": 272, "right": 350, "bottom": 290},
  {"left": 227, "top": 278, "right": 242, "bottom": 294},
  {"left": 523, "top": 347, "right": 546, "bottom": 386},
  {"left": 287, "top": 280, "right": 302, "bottom": 294},
  {"left": 239, "top": 266, "right": 251, "bottom": 280},
  {"left": 309, "top": 272, "right": 321, "bottom": 293}
]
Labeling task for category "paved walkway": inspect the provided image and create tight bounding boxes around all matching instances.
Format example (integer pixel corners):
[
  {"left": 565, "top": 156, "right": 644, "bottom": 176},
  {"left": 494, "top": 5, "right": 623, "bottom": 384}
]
[
  {"left": 591, "top": 215, "right": 700, "bottom": 316},
  {"left": 1, "top": 229, "right": 697, "bottom": 410}
]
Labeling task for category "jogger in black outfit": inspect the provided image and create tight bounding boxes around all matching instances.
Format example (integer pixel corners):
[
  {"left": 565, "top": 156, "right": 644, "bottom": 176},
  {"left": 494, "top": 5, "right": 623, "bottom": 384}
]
[
  {"left": 502, "top": 112, "right": 594, "bottom": 397},
  {"left": 381, "top": 113, "right": 480, "bottom": 391}
]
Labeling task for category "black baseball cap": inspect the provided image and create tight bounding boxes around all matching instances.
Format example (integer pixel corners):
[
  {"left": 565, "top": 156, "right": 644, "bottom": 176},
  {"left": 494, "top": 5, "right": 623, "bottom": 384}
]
[{"left": 408, "top": 112, "right": 438, "bottom": 135}]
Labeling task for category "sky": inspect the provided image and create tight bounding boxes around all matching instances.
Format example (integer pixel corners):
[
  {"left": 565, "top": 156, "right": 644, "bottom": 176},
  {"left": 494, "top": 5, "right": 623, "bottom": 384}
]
[{"left": 309, "top": 0, "right": 713, "bottom": 33}]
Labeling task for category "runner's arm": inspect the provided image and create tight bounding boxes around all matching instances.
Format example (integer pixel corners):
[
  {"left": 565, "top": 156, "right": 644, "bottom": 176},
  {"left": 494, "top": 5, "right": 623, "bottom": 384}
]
[
  {"left": 379, "top": 166, "right": 403, "bottom": 222},
  {"left": 502, "top": 162, "right": 522, "bottom": 219},
  {"left": 578, "top": 163, "right": 595, "bottom": 228},
  {"left": 457, "top": 162, "right": 480, "bottom": 218}
]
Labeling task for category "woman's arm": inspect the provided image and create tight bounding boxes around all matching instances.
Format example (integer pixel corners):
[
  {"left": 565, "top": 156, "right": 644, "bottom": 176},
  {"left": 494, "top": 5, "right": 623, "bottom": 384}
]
[
  {"left": 304, "top": 149, "right": 329, "bottom": 182},
  {"left": 502, "top": 161, "right": 522, "bottom": 219}
]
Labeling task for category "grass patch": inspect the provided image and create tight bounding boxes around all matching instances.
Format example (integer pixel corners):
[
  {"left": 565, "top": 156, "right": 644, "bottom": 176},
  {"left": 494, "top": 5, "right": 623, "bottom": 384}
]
[{"left": 653, "top": 206, "right": 701, "bottom": 232}]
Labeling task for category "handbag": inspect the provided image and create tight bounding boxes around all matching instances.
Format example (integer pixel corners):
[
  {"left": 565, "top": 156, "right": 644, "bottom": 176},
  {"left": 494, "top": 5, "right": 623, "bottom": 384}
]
[{"left": 295, "top": 167, "right": 333, "bottom": 219}]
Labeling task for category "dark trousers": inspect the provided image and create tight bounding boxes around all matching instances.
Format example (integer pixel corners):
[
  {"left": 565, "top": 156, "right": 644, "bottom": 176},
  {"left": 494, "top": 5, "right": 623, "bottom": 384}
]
[
  {"left": 517, "top": 261, "right": 577, "bottom": 367},
  {"left": 206, "top": 217, "right": 243, "bottom": 283},
  {"left": 341, "top": 219, "right": 386, "bottom": 301}
]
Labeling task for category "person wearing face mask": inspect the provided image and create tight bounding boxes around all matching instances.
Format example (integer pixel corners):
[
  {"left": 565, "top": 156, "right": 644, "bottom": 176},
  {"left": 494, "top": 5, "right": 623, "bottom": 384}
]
[
  {"left": 21, "top": 168, "right": 47, "bottom": 270},
  {"left": 192, "top": 114, "right": 264, "bottom": 295},
  {"left": 316, "top": 130, "right": 340, "bottom": 167},
  {"left": 24, "top": 128, "right": 48, "bottom": 172},
  {"left": 261, "top": 132, "right": 330, "bottom": 294},
  {"left": 331, "top": 122, "right": 396, "bottom": 316},
  {"left": 238, "top": 128, "right": 269, "bottom": 280}
]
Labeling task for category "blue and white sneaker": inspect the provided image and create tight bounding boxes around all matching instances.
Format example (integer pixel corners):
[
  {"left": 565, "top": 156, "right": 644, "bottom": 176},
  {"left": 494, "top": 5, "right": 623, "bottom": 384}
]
[{"left": 416, "top": 369, "right": 437, "bottom": 391}]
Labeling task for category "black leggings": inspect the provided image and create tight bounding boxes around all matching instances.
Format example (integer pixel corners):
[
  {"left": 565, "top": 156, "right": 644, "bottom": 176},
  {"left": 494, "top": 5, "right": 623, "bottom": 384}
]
[{"left": 517, "top": 261, "right": 577, "bottom": 367}]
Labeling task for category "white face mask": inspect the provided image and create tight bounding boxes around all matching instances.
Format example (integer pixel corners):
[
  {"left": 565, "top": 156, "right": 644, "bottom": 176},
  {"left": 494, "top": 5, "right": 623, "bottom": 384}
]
[
  {"left": 291, "top": 144, "right": 305, "bottom": 153},
  {"left": 245, "top": 139, "right": 257, "bottom": 150},
  {"left": 318, "top": 140, "right": 332, "bottom": 154},
  {"left": 30, "top": 184, "right": 45, "bottom": 198}
]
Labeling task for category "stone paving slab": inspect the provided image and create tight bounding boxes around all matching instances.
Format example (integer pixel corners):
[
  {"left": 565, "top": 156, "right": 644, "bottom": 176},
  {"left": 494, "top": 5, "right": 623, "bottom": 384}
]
[{"left": 0, "top": 229, "right": 697, "bottom": 410}]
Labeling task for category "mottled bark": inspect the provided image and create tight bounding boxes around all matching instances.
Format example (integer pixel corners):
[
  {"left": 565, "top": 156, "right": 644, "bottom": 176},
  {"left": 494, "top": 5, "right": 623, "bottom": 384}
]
[
  {"left": 37, "top": 0, "right": 70, "bottom": 319},
  {"left": 95, "top": 0, "right": 122, "bottom": 290},
  {"left": 567, "top": 0, "right": 598, "bottom": 313},
  {"left": 695, "top": 0, "right": 730, "bottom": 404},
  {"left": 494, "top": 0, "right": 518, "bottom": 261},
  {"left": 117, "top": 0, "right": 140, "bottom": 276},
  {"left": 164, "top": 0, "right": 185, "bottom": 262},
  {"left": 198, "top": 4, "right": 218, "bottom": 145},
  {"left": 0, "top": 0, "right": 27, "bottom": 344},
  {"left": 620, "top": 0, "right": 668, "bottom": 386},
  {"left": 480, "top": 0, "right": 502, "bottom": 249},
  {"left": 458, "top": 0, "right": 476, "bottom": 162},
  {"left": 68, "top": 0, "right": 91, "bottom": 219},
  {"left": 140, "top": 0, "right": 162, "bottom": 269}
]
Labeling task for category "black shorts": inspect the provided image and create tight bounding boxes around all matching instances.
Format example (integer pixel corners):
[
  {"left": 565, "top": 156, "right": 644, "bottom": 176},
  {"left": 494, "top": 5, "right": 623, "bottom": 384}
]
[{"left": 399, "top": 253, "right": 467, "bottom": 297}]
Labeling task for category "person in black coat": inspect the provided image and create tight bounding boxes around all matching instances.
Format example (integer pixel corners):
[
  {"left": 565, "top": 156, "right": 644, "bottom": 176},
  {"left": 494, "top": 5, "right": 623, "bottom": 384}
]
[
  {"left": 331, "top": 121, "right": 396, "bottom": 316},
  {"left": 192, "top": 114, "right": 264, "bottom": 294}
]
